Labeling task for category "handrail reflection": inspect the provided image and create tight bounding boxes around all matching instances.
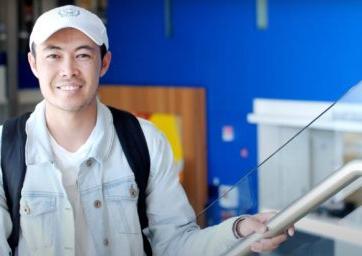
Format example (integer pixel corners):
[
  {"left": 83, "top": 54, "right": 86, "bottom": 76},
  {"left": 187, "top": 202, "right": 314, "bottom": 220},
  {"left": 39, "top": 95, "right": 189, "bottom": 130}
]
[{"left": 225, "top": 160, "right": 362, "bottom": 256}]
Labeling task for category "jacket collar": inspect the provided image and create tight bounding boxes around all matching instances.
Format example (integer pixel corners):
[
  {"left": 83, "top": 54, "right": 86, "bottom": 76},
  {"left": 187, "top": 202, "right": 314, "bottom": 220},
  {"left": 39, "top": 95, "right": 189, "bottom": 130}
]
[{"left": 25, "top": 99, "right": 115, "bottom": 165}]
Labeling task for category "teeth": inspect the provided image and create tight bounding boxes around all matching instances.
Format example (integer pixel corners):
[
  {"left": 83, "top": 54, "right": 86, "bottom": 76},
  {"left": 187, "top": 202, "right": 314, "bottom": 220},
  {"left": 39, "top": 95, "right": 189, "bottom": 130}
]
[{"left": 58, "top": 85, "right": 81, "bottom": 91}]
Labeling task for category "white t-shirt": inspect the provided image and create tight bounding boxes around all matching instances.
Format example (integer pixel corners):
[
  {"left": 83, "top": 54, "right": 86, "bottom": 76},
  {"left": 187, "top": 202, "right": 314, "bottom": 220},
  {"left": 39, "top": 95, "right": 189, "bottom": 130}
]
[{"left": 49, "top": 131, "right": 96, "bottom": 256}]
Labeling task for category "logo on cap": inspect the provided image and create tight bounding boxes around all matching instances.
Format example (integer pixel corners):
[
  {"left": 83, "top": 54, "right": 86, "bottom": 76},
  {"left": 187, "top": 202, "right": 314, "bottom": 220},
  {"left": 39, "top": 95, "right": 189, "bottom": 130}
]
[{"left": 58, "top": 7, "right": 80, "bottom": 17}]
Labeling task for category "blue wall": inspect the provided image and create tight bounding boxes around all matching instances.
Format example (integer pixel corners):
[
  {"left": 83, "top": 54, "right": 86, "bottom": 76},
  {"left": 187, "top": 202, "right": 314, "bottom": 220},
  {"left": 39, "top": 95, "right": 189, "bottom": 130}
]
[{"left": 104, "top": 0, "right": 362, "bottom": 188}]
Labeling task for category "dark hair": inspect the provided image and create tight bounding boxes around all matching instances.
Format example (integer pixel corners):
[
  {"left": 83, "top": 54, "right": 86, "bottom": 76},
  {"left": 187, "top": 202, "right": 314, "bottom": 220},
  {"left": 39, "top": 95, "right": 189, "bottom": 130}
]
[
  {"left": 100, "top": 44, "right": 107, "bottom": 60},
  {"left": 31, "top": 43, "right": 108, "bottom": 60}
]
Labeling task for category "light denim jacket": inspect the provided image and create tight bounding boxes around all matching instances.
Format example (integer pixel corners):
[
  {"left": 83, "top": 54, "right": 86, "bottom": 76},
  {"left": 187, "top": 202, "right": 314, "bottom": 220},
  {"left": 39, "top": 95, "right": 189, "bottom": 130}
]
[{"left": 0, "top": 100, "right": 240, "bottom": 256}]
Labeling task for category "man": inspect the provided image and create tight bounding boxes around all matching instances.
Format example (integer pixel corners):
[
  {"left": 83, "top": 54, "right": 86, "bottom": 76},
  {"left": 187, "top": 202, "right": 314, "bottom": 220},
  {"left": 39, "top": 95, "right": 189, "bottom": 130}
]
[{"left": 0, "top": 5, "right": 293, "bottom": 256}]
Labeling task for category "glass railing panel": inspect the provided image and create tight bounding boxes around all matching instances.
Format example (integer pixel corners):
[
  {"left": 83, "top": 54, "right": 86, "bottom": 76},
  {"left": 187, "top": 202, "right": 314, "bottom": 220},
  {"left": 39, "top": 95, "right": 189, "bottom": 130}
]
[{"left": 197, "top": 82, "right": 362, "bottom": 255}]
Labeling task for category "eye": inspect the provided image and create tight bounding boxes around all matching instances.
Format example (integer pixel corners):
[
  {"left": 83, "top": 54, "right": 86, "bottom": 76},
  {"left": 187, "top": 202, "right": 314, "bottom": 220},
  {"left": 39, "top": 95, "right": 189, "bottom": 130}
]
[
  {"left": 46, "top": 54, "right": 60, "bottom": 60},
  {"left": 76, "top": 53, "right": 91, "bottom": 60}
]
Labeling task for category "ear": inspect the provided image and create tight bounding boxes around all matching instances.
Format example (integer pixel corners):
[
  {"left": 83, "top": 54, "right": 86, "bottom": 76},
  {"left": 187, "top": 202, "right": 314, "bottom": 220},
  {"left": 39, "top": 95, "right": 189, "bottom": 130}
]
[
  {"left": 100, "top": 51, "right": 112, "bottom": 77},
  {"left": 27, "top": 52, "right": 39, "bottom": 78}
]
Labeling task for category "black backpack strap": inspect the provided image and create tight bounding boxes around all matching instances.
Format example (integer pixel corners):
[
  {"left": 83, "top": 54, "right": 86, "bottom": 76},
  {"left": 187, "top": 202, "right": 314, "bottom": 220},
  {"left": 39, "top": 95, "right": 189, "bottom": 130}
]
[
  {"left": 108, "top": 106, "right": 152, "bottom": 256},
  {"left": 1, "top": 112, "right": 31, "bottom": 253}
]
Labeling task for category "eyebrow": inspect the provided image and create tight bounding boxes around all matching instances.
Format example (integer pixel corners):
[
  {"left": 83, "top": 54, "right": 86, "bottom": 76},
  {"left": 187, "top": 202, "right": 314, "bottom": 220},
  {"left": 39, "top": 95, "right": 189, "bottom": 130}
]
[
  {"left": 43, "top": 45, "right": 62, "bottom": 51},
  {"left": 75, "top": 45, "right": 97, "bottom": 52},
  {"left": 42, "top": 45, "right": 96, "bottom": 52}
]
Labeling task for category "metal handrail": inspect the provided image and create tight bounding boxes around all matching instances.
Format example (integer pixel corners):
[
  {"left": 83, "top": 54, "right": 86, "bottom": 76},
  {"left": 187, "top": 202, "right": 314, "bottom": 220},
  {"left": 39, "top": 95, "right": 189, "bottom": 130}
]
[{"left": 225, "top": 160, "right": 362, "bottom": 256}]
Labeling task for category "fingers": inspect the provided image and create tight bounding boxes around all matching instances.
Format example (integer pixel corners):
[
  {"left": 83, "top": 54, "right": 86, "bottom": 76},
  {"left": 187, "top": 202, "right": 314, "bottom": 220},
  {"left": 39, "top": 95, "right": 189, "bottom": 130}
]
[
  {"left": 253, "top": 211, "right": 276, "bottom": 223},
  {"left": 238, "top": 216, "right": 268, "bottom": 237},
  {"left": 238, "top": 211, "right": 276, "bottom": 237},
  {"left": 287, "top": 225, "right": 295, "bottom": 237},
  {"left": 250, "top": 233, "right": 288, "bottom": 253},
  {"left": 236, "top": 212, "right": 294, "bottom": 253},
  {"left": 250, "top": 212, "right": 295, "bottom": 238}
]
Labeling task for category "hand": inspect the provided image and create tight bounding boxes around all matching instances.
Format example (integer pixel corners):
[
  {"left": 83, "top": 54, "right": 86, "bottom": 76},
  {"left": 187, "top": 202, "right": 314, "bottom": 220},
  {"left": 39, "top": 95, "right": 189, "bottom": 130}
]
[{"left": 236, "top": 212, "right": 295, "bottom": 253}]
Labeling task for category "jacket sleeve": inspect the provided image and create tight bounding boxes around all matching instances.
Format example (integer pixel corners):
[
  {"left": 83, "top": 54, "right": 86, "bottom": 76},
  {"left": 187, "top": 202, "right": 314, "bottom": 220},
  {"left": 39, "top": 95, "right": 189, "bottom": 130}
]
[
  {"left": 140, "top": 120, "right": 240, "bottom": 256},
  {"left": 0, "top": 126, "right": 15, "bottom": 255}
]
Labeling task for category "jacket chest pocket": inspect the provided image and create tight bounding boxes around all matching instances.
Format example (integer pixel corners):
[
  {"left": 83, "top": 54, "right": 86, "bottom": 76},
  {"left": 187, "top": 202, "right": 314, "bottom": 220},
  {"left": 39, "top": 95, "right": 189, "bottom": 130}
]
[
  {"left": 20, "top": 195, "right": 56, "bottom": 250},
  {"left": 104, "top": 180, "right": 141, "bottom": 235}
]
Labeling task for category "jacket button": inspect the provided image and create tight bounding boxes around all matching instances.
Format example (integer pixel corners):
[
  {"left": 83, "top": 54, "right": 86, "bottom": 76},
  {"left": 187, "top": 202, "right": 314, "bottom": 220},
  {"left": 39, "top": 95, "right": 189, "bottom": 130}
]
[
  {"left": 129, "top": 185, "right": 138, "bottom": 198},
  {"left": 94, "top": 200, "right": 102, "bottom": 208},
  {"left": 86, "top": 158, "right": 93, "bottom": 167},
  {"left": 24, "top": 205, "right": 31, "bottom": 215},
  {"left": 103, "top": 238, "right": 109, "bottom": 246}
]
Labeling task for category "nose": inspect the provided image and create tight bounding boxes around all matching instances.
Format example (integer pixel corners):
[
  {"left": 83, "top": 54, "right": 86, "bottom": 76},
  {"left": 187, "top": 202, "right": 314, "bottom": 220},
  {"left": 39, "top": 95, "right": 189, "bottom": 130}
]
[{"left": 60, "top": 57, "right": 79, "bottom": 78}]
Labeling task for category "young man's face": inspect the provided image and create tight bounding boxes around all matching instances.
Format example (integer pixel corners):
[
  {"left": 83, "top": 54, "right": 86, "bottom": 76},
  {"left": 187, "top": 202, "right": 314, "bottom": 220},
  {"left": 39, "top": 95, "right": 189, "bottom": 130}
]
[{"left": 28, "top": 28, "right": 111, "bottom": 113}]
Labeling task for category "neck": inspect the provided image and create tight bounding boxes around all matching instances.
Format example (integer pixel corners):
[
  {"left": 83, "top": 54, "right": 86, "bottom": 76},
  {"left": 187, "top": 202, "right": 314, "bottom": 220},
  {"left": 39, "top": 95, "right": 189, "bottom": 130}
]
[{"left": 45, "top": 101, "right": 97, "bottom": 152}]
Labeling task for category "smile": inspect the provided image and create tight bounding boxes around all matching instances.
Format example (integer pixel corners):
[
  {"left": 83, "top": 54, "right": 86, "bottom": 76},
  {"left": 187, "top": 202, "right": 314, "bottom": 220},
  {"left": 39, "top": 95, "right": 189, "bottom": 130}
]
[{"left": 56, "top": 85, "right": 83, "bottom": 91}]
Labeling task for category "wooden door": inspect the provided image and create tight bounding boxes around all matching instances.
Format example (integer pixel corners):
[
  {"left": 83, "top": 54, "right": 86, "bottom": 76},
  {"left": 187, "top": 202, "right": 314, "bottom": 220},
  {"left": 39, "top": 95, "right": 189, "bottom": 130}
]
[{"left": 98, "top": 85, "right": 207, "bottom": 224}]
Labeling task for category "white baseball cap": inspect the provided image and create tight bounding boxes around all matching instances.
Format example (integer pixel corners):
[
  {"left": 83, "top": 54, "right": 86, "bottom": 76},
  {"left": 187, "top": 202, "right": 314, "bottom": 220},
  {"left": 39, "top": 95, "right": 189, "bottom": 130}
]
[{"left": 29, "top": 5, "right": 109, "bottom": 50}]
